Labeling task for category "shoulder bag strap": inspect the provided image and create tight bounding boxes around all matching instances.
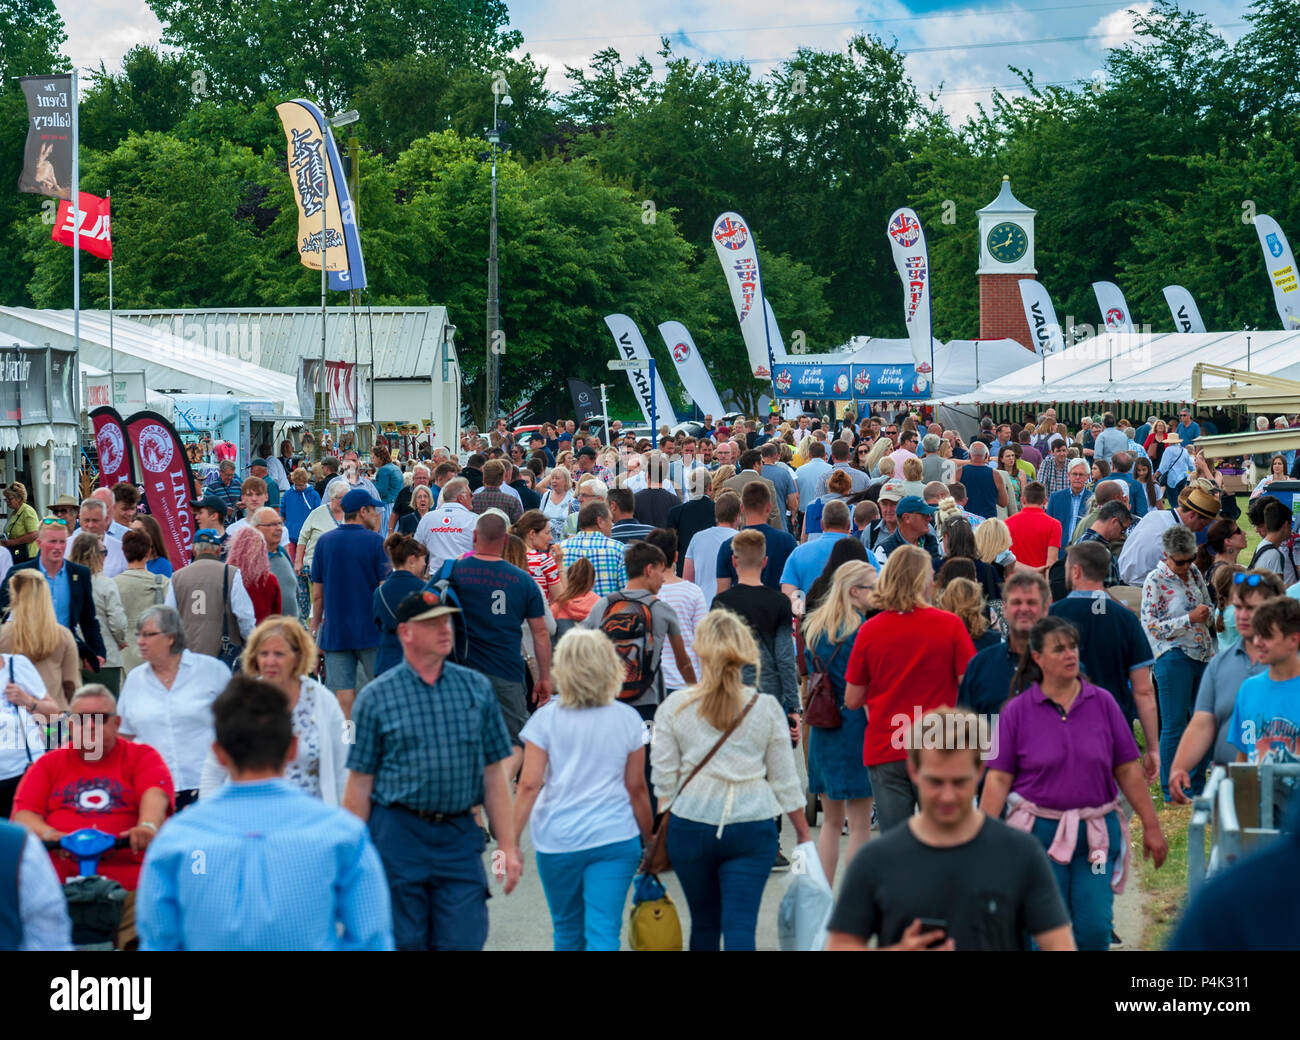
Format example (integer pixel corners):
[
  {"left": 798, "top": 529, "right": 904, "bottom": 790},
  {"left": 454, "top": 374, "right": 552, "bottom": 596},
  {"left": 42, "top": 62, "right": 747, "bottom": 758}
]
[
  {"left": 221, "top": 565, "right": 231, "bottom": 642},
  {"left": 673, "top": 692, "right": 761, "bottom": 802},
  {"left": 152, "top": 573, "right": 165, "bottom": 605}
]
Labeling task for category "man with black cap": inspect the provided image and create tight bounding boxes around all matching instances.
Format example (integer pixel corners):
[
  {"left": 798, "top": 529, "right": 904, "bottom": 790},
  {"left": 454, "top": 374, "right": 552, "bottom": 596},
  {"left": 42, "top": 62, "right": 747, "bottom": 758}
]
[
  {"left": 345, "top": 588, "right": 521, "bottom": 951},
  {"left": 526, "top": 431, "right": 554, "bottom": 467},
  {"left": 1117, "top": 483, "right": 1219, "bottom": 585},
  {"left": 190, "top": 493, "right": 230, "bottom": 559},
  {"left": 875, "top": 495, "right": 942, "bottom": 569},
  {"left": 311, "top": 488, "right": 391, "bottom": 717},
  {"left": 574, "top": 445, "right": 612, "bottom": 485},
  {"left": 248, "top": 457, "right": 281, "bottom": 512}
]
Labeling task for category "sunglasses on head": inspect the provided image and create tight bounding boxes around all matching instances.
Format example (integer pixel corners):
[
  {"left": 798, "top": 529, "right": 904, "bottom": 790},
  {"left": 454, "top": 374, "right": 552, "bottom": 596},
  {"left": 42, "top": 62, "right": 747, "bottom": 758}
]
[
  {"left": 40, "top": 517, "right": 67, "bottom": 526},
  {"left": 1234, "top": 573, "right": 1268, "bottom": 587}
]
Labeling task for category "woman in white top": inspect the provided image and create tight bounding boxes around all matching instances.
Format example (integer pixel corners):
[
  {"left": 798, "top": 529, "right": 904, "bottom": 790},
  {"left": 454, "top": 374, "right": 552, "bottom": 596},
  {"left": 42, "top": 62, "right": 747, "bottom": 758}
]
[
  {"left": 199, "top": 616, "right": 347, "bottom": 805},
  {"left": 118, "top": 605, "right": 231, "bottom": 809},
  {"left": 651, "top": 610, "right": 811, "bottom": 951},
  {"left": 538, "top": 467, "right": 574, "bottom": 541},
  {"left": 513, "top": 629, "right": 652, "bottom": 951},
  {"left": 1250, "top": 453, "right": 1289, "bottom": 500},
  {"left": 644, "top": 529, "right": 706, "bottom": 694},
  {"left": 67, "top": 534, "right": 129, "bottom": 696},
  {"left": 0, "top": 651, "right": 53, "bottom": 818}
]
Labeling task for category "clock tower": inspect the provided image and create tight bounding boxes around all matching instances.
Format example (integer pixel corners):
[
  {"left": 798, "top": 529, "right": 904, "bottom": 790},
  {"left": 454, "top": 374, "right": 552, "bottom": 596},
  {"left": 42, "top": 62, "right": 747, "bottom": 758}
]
[{"left": 977, "top": 176, "right": 1036, "bottom": 349}]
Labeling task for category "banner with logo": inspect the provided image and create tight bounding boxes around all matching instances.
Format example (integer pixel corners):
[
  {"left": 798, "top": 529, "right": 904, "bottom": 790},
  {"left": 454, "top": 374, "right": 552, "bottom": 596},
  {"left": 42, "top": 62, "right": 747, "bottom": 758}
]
[
  {"left": 1254, "top": 215, "right": 1300, "bottom": 330},
  {"left": 297, "top": 359, "right": 372, "bottom": 426},
  {"left": 771, "top": 362, "right": 925, "bottom": 401},
  {"left": 885, "top": 207, "right": 933, "bottom": 381},
  {"left": 51, "top": 191, "right": 111, "bottom": 259},
  {"left": 1017, "top": 280, "right": 1064, "bottom": 354},
  {"left": 1092, "top": 281, "right": 1135, "bottom": 333},
  {"left": 603, "top": 314, "right": 679, "bottom": 428},
  {"left": 124, "top": 411, "right": 196, "bottom": 570},
  {"left": 275, "top": 100, "right": 366, "bottom": 290},
  {"left": 17, "top": 75, "right": 73, "bottom": 199},
  {"left": 657, "top": 321, "right": 726, "bottom": 419},
  {"left": 711, "top": 212, "right": 776, "bottom": 381},
  {"left": 1161, "top": 285, "right": 1207, "bottom": 334},
  {"left": 566, "top": 378, "right": 600, "bottom": 424},
  {"left": 90, "top": 406, "right": 135, "bottom": 488}
]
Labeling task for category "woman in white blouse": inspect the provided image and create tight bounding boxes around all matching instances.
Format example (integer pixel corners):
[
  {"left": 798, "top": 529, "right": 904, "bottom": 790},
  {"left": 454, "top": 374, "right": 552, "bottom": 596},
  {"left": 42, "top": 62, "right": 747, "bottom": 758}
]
[
  {"left": 651, "top": 609, "right": 811, "bottom": 951},
  {"left": 538, "top": 467, "right": 574, "bottom": 541},
  {"left": 199, "top": 617, "right": 347, "bottom": 805},
  {"left": 0, "top": 651, "right": 55, "bottom": 818},
  {"left": 118, "top": 606, "right": 231, "bottom": 810}
]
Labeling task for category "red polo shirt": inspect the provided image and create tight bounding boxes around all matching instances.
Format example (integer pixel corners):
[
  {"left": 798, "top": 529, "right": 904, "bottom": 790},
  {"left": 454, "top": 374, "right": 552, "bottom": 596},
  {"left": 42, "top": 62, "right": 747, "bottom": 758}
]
[{"left": 1005, "top": 505, "right": 1062, "bottom": 568}]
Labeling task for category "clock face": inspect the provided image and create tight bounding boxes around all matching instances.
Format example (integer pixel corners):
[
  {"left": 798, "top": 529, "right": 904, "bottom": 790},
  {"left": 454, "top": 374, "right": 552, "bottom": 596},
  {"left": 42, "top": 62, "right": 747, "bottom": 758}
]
[{"left": 986, "top": 221, "right": 1028, "bottom": 263}]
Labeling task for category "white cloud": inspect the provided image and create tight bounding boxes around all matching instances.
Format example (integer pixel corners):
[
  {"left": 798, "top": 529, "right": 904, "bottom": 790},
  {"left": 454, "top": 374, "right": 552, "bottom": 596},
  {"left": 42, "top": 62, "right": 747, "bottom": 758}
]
[
  {"left": 1091, "top": 1, "right": 1156, "bottom": 49},
  {"left": 57, "top": 0, "right": 164, "bottom": 81}
]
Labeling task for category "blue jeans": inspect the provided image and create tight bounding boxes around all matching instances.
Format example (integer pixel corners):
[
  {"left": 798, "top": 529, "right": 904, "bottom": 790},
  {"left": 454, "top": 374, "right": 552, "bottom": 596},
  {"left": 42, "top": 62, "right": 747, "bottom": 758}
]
[
  {"left": 1154, "top": 648, "right": 1210, "bottom": 801},
  {"left": 535, "top": 837, "right": 642, "bottom": 951},
  {"left": 1030, "top": 814, "right": 1122, "bottom": 951},
  {"left": 367, "top": 803, "right": 490, "bottom": 951},
  {"left": 665, "top": 815, "right": 777, "bottom": 951}
]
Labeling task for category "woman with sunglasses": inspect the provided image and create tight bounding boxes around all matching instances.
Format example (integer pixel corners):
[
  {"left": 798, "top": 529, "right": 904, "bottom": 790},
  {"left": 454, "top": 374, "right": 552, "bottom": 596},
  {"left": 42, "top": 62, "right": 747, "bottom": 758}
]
[
  {"left": 1140, "top": 525, "right": 1217, "bottom": 802},
  {"left": 2, "top": 482, "right": 39, "bottom": 563}
]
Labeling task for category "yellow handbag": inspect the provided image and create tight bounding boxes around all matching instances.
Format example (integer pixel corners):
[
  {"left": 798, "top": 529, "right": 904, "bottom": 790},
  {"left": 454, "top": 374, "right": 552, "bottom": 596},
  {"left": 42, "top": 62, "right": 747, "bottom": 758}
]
[{"left": 628, "top": 874, "right": 682, "bottom": 951}]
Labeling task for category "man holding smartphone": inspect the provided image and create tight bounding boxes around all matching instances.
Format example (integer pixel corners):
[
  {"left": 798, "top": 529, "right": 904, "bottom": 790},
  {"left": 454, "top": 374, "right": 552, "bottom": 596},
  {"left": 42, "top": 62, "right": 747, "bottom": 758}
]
[{"left": 826, "top": 707, "right": 1075, "bottom": 951}]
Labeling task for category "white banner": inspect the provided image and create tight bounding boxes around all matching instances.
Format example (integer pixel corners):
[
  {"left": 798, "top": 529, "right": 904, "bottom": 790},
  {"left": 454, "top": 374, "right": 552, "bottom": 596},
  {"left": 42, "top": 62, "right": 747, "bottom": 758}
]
[
  {"left": 657, "top": 321, "right": 726, "bottom": 419},
  {"left": 1017, "top": 280, "right": 1064, "bottom": 355},
  {"left": 885, "top": 208, "right": 933, "bottom": 375},
  {"left": 1092, "top": 281, "right": 1135, "bottom": 333},
  {"left": 1254, "top": 215, "right": 1300, "bottom": 330},
  {"left": 711, "top": 212, "right": 775, "bottom": 380},
  {"left": 603, "top": 314, "right": 679, "bottom": 429},
  {"left": 1162, "top": 285, "right": 1207, "bottom": 333}
]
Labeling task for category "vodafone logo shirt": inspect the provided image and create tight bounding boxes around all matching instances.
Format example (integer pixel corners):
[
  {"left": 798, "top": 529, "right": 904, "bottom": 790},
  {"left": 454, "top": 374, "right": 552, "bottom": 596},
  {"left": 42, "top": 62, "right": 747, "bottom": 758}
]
[{"left": 416, "top": 502, "right": 480, "bottom": 566}]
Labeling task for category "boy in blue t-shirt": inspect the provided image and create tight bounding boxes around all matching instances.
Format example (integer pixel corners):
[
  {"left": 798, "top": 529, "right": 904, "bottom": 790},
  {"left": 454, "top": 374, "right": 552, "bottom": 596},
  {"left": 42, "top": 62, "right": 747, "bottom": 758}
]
[{"left": 1230, "top": 596, "right": 1300, "bottom": 825}]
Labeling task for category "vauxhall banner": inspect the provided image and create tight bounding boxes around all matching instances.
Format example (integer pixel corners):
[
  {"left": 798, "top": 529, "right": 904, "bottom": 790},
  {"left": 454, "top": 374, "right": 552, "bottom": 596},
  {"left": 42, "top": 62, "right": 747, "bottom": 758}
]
[
  {"left": 603, "top": 314, "right": 679, "bottom": 428},
  {"left": 657, "top": 321, "right": 726, "bottom": 419},
  {"left": 17, "top": 75, "right": 73, "bottom": 199},
  {"left": 90, "top": 406, "right": 135, "bottom": 488},
  {"left": 276, "top": 100, "right": 362, "bottom": 286},
  {"left": 125, "top": 411, "right": 197, "bottom": 571},
  {"left": 1254, "top": 215, "right": 1300, "bottom": 330},
  {"left": 1017, "top": 280, "right": 1065, "bottom": 354},
  {"left": 885, "top": 207, "right": 934, "bottom": 384},
  {"left": 711, "top": 212, "right": 776, "bottom": 381},
  {"left": 51, "top": 191, "right": 112, "bottom": 259},
  {"left": 1162, "top": 285, "right": 1207, "bottom": 334},
  {"left": 1092, "top": 281, "right": 1135, "bottom": 333},
  {"left": 566, "top": 378, "right": 600, "bottom": 424}
]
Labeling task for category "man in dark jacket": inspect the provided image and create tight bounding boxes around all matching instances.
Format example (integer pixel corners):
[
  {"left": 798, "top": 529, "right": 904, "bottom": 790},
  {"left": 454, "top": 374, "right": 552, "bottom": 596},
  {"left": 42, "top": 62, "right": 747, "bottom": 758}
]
[
  {"left": 0, "top": 519, "right": 105, "bottom": 668},
  {"left": 665, "top": 469, "right": 716, "bottom": 575}
]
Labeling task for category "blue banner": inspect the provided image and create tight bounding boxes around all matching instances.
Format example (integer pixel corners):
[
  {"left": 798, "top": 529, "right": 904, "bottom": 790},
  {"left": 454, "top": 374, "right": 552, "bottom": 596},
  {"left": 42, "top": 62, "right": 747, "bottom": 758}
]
[{"left": 772, "top": 362, "right": 930, "bottom": 400}]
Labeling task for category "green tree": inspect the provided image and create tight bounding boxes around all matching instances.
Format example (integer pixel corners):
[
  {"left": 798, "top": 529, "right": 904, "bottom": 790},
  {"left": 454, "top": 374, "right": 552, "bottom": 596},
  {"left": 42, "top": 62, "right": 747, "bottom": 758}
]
[{"left": 80, "top": 46, "right": 199, "bottom": 152}]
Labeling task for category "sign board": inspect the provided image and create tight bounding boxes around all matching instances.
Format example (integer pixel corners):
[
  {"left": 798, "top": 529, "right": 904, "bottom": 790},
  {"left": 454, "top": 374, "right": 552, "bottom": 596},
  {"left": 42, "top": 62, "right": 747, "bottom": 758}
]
[
  {"left": 607, "top": 358, "right": 644, "bottom": 371},
  {"left": 83, "top": 370, "right": 147, "bottom": 412}
]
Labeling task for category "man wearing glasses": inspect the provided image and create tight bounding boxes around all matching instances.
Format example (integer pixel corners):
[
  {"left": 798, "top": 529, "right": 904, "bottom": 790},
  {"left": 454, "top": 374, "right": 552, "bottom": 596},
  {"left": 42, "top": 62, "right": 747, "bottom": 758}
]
[
  {"left": 11, "top": 684, "right": 172, "bottom": 950},
  {"left": 253, "top": 506, "right": 299, "bottom": 623}
]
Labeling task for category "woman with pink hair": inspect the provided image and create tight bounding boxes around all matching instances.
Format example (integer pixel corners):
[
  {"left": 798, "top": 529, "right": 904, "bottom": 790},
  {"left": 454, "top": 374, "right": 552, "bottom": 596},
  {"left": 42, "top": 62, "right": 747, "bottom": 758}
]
[{"left": 227, "top": 526, "right": 281, "bottom": 624}]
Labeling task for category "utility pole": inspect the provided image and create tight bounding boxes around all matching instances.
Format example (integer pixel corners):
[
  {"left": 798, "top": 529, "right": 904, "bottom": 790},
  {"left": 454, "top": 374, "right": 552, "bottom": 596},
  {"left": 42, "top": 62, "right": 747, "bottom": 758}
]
[{"left": 486, "top": 76, "right": 512, "bottom": 428}]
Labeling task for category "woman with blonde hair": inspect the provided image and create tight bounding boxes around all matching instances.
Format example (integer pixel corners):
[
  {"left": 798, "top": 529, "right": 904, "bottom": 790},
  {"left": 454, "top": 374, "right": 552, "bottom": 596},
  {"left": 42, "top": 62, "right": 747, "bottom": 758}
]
[
  {"left": 512, "top": 628, "right": 652, "bottom": 950},
  {"left": 862, "top": 435, "right": 892, "bottom": 477},
  {"left": 801, "top": 560, "right": 877, "bottom": 884},
  {"left": 199, "top": 615, "right": 347, "bottom": 804},
  {"left": 844, "top": 545, "right": 976, "bottom": 832},
  {"left": 68, "top": 534, "right": 129, "bottom": 695},
  {"left": 935, "top": 576, "right": 999, "bottom": 652},
  {"left": 975, "top": 516, "right": 1017, "bottom": 635},
  {"left": 538, "top": 465, "right": 574, "bottom": 540},
  {"left": 0, "top": 569, "right": 79, "bottom": 711},
  {"left": 651, "top": 609, "right": 811, "bottom": 951}
]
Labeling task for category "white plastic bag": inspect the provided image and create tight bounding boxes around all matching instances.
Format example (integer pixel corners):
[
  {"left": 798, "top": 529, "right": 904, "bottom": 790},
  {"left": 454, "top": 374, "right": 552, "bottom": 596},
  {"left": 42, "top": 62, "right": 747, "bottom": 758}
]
[{"left": 777, "top": 841, "right": 834, "bottom": 951}]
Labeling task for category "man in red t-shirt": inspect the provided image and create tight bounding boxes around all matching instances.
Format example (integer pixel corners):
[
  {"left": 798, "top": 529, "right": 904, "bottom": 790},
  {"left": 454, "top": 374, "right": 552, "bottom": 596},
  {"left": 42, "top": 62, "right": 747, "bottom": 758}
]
[
  {"left": 1004, "top": 481, "right": 1062, "bottom": 573},
  {"left": 12, "top": 685, "right": 173, "bottom": 947},
  {"left": 844, "top": 544, "right": 976, "bottom": 834}
]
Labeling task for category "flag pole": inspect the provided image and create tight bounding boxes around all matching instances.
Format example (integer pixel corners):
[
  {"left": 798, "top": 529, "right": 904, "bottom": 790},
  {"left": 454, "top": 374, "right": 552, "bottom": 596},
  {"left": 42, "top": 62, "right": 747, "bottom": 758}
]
[
  {"left": 107, "top": 189, "right": 114, "bottom": 401},
  {"left": 71, "top": 69, "right": 80, "bottom": 408}
]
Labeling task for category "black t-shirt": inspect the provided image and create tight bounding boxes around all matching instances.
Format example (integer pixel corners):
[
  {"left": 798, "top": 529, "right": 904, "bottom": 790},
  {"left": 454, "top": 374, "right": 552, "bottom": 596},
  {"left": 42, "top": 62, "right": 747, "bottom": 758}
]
[
  {"left": 1049, "top": 593, "right": 1153, "bottom": 723},
  {"left": 827, "top": 816, "right": 1069, "bottom": 950},
  {"left": 634, "top": 487, "right": 679, "bottom": 529},
  {"left": 713, "top": 582, "right": 792, "bottom": 639}
]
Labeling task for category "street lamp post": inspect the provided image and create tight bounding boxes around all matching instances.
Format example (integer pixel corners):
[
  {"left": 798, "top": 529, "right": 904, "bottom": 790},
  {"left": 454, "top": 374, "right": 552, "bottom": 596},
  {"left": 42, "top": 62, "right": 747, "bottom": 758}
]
[{"left": 486, "top": 79, "right": 512, "bottom": 428}]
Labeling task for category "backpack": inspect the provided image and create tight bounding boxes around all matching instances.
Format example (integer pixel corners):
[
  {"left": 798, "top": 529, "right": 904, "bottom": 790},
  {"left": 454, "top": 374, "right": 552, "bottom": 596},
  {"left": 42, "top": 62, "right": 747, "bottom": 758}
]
[
  {"left": 423, "top": 559, "right": 470, "bottom": 663},
  {"left": 598, "top": 592, "right": 658, "bottom": 701}
]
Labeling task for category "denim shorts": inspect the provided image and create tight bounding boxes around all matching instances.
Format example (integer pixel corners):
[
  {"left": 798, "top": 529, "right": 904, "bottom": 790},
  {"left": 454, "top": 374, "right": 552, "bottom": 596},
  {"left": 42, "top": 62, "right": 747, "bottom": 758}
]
[{"left": 324, "top": 648, "right": 377, "bottom": 692}]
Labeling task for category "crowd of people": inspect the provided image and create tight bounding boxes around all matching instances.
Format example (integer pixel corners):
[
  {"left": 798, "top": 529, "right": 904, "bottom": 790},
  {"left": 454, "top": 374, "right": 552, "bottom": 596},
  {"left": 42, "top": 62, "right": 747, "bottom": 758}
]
[{"left": 0, "top": 404, "right": 1297, "bottom": 952}]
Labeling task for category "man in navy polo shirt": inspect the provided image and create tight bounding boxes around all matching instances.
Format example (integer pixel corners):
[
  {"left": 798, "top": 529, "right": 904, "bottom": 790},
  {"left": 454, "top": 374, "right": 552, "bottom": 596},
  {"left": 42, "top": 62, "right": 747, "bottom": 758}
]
[
  {"left": 311, "top": 488, "right": 391, "bottom": 718},
  {"left": 715, "top": 481, "right": 796, "bottom": 595}
]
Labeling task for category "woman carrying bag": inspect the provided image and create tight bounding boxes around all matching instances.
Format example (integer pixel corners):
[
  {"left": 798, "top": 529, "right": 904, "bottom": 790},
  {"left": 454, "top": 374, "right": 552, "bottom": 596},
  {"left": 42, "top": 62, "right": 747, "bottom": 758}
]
[
  {"left": 0, "top": 651, "right": 57, "bottom": 817},
  {"left": 649, "top": 609, "right": 811, "bottom": 951}
]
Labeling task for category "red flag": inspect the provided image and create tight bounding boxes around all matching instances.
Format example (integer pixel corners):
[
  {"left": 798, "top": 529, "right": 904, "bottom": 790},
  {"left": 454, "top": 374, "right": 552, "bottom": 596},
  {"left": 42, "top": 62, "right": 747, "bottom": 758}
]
[
  {"left": 90, "top": 406, "right": 135, "bottom": 488},
  {"left": 51, "top": 191, "right": 112, "bottom": 259},
  {"left": 125, "top": 411, "right": 197, "bottom": 570}
]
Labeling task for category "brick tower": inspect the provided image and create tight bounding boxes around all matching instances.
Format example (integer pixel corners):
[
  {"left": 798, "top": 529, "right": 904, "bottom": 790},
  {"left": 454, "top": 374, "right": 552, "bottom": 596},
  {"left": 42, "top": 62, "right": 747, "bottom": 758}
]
[{"left": 977, "top": 176, "right": 1036, "bottom": 351}]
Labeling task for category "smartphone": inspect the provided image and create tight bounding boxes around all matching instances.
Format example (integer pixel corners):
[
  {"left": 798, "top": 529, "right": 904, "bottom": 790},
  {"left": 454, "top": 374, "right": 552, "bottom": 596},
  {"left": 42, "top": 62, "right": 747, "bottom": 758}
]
[{"left": 916, "top": 917, "right": 948, "bottom": 943}]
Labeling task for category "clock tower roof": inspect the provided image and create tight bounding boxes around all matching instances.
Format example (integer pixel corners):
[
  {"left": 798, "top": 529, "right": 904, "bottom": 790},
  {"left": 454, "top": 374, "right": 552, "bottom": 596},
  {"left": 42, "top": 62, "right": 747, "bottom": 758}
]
[{"left": 978, "top": 176, "right": 1036, "bottom": 217}]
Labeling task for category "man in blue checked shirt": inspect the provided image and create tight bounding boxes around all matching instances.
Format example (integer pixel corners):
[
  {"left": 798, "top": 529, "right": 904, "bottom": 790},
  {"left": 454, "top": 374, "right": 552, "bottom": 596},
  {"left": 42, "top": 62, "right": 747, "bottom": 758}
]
[
  {"left": 344, "top": 590, "right": 521, "bottom": 951},
  {"left": 136, "top": 675, "right": 393, "bottom": 951}
]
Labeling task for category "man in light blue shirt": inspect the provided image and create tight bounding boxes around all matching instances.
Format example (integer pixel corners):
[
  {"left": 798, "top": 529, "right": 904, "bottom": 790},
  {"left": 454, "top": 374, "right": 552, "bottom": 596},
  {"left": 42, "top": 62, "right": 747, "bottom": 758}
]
[
  {"left": 1093, "top": 412, "right": 1129, "bottom": 462},
  {"left": 794, "top": 441, "right": 832, "bottom": 515},
  {"left": 137, "top": 675, "right": 393, "bottom": 951},
  {"left": 779, "top": 500, "right": 879, "bottom": 600}
]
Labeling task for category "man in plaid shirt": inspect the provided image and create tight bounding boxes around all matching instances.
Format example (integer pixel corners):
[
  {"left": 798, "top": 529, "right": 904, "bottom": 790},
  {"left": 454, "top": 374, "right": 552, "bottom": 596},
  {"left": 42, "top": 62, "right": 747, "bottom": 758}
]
[
  {"left": 560, "top": 501, "right": 627, "bottom": 597},
  {"left": 204, "top": 459, "right": 243, "bottom": 522},
  {"left": 1039, "top": 440, "right": 1073, "bottom": 498}
]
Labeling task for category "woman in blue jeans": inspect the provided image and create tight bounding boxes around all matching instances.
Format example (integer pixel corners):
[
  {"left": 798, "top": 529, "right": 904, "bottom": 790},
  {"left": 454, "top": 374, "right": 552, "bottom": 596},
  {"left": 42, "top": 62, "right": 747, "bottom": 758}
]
[
  {"left": 1140, "top": 525, "right": 1217, "bottom": 800},
  {"left": 513, "top": 629, "right": 653, "bottom": 951},
  {"left": 651, "top": 610, "right": 811, "bottom": 951}
]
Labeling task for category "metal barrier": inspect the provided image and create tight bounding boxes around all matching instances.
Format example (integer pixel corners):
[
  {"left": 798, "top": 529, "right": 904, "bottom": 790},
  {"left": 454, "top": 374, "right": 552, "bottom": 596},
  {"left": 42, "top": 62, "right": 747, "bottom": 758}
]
[{"left": 1187, "top": 762, "right": 1300, "bottom": 897}]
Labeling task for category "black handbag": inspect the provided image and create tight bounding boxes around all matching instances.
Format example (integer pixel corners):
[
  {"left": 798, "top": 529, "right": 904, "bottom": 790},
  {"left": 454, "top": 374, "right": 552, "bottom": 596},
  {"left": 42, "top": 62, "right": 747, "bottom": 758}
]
[{"left": 217, "top": 566, "right": 243, "bottom": 670}]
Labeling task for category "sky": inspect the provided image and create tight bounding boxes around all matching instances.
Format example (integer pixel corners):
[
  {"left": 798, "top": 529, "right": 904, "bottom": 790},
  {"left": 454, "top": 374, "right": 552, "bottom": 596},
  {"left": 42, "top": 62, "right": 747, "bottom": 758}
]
[{"left": 58, "top": 0, "right": 1251, "bottom": 124}]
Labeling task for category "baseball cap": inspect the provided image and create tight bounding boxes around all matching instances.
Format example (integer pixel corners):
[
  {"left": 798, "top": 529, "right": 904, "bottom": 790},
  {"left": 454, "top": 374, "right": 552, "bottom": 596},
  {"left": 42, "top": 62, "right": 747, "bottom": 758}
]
[
  {"left": 576, "top": 446, "right": 598, "bottom": 459},
  {"left": 341, "top": 488, "right": 384, "bottom": 513},
  {"left": 878, "top": 482, "right": 906, "bottom": 503},
  {"left": 249, "top": 457, "right": 269, "bottom": 469},
  {"left": 193, "top": 529, "right": 223, "bottom": 546},
  {"left": 896, "top": 495, "right": 938, "bottom": 517},
  {"left": 394, "top": 589, "right": 460, "bottom": 624},
  {"left": 190, "top": 494, "right": 229, "bottom": 516}
]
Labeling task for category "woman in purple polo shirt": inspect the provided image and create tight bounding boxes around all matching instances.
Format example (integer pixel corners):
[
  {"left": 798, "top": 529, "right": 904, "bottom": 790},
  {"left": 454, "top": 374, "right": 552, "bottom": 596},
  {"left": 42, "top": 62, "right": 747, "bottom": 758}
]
[{"left": 979, "top": 617, "right": 1168, "bottom": 950}]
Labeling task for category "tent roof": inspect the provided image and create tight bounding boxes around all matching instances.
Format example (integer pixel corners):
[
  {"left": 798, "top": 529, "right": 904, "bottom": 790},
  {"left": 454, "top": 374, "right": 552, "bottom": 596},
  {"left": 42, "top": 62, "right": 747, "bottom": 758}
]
[{"left": 936, "top": 330, "right": 1300, "bottom": 407}]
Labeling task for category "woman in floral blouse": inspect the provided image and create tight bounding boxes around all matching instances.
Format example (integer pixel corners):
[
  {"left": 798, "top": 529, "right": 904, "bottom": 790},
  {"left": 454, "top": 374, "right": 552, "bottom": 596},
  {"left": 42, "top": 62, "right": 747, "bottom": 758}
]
[{"left": 1140, "top": 525, "right": 1216, "bottom": 803}]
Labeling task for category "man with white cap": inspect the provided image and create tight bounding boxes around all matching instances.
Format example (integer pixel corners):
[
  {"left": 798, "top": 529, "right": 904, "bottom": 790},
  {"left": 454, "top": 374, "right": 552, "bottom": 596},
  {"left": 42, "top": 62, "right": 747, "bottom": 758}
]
[{"left": 1117, "top": 484, "right": 1219, "bottom": 585}]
